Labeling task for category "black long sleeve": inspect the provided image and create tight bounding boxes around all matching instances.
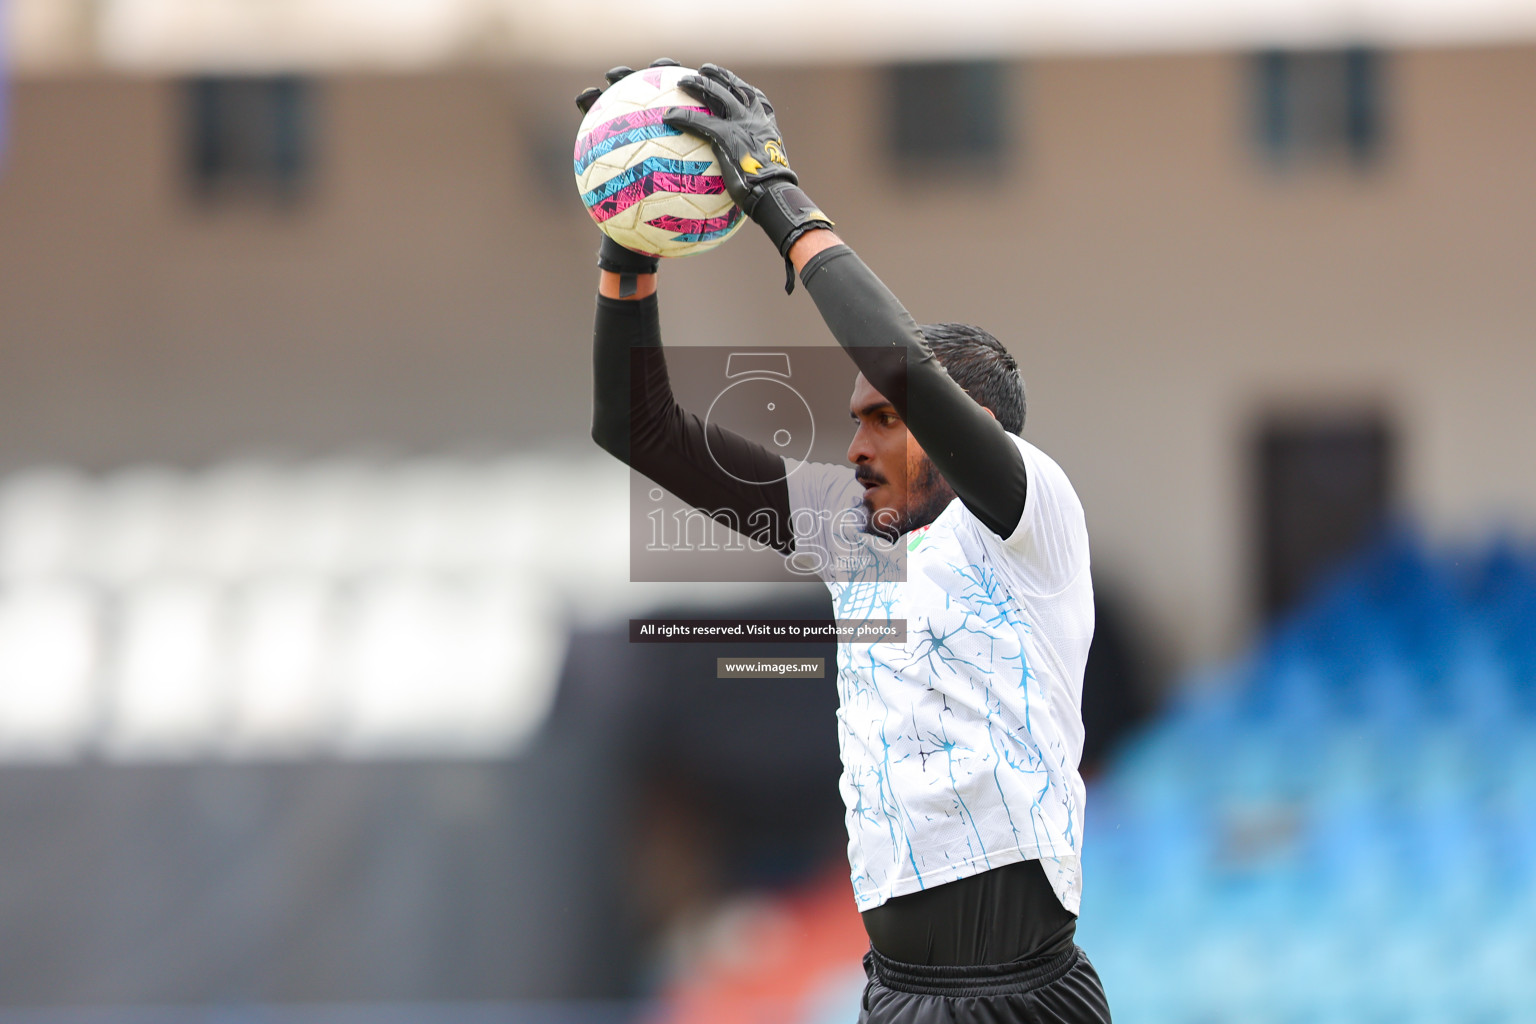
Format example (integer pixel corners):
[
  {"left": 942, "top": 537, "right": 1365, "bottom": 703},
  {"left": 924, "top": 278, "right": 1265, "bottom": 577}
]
[
  {"left": 799, "top": 245, "right": 1028, "bottom": 540},
  {"left": 591, "top": 294, "right": 795, "bottom": 553}
]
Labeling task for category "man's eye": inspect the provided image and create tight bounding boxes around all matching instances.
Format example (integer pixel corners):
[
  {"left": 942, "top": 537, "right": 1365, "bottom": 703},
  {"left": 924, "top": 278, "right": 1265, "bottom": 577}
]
[{"left": 880, "top": 414, "right": 899, "bottom": 426}]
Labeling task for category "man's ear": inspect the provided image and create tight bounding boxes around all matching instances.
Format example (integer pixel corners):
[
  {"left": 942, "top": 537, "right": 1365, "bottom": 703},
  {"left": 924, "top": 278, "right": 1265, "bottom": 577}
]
[{"left": 983, "top": 408, "right": 997, "bottom": 420}]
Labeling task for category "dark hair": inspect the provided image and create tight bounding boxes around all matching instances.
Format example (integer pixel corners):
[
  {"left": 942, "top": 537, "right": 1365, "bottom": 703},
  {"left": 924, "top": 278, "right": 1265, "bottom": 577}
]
[{"left": 919, "top": 323, "right": 1026, "bottom": 435}]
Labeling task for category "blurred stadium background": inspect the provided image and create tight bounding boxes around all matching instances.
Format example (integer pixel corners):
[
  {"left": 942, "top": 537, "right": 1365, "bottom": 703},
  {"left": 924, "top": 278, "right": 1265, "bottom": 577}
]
[{"left": 2, "top": 1, "right": 1535, "bottom": 1021}]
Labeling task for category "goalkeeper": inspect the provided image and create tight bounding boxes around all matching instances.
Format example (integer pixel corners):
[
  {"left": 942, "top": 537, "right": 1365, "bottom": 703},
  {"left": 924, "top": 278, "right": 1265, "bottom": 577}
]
[{"left": 581, "top": 61, "right": 1113, "bottom": 1024}]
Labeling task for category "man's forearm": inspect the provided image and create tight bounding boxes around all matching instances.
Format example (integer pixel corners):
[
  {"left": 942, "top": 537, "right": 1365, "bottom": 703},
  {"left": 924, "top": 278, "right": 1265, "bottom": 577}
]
[
  {"left": 589, "top": 293, "right": 662, "bottom": 462},
  {"left": 589, "top": 262, "right": 657, "bottom": 461}
]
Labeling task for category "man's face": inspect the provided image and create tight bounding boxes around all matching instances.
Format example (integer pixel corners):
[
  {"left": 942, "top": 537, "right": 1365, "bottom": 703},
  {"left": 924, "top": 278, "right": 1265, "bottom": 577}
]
[{"left": 846, "top": 373, "right": 956, "bottom": 541}]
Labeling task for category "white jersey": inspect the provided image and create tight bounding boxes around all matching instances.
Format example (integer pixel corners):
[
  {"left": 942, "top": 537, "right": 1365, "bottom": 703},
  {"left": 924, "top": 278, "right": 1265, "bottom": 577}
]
[{"left": 785, "top": 434, "right": 1094, "bottom": 914}]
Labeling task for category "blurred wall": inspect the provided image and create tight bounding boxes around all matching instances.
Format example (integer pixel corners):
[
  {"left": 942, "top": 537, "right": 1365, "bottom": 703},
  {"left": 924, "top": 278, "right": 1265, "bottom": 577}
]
[{"left": 1, "top": 48, "right": 1534, "bottom": 668}]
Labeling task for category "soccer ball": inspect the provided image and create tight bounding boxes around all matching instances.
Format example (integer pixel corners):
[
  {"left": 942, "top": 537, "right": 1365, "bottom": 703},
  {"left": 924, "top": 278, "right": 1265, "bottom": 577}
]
[{"left": 574, "top": 65, "right": 746, "bottom": 259}]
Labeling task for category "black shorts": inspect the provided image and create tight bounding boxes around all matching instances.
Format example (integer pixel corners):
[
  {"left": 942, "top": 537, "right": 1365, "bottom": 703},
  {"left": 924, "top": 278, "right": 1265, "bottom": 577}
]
[{"left": 856, "top": 943, "right": 1113, "bottom": 1024}]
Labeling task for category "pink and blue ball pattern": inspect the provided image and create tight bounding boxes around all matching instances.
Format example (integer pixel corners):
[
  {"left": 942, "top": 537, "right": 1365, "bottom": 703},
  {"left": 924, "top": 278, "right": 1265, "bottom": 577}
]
[{"left": 574, "top": 102, "right": 744, "bottom": 252}]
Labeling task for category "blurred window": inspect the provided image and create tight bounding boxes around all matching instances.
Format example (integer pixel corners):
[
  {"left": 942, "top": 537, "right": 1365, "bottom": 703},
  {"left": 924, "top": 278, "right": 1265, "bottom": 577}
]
[
  {"left": 1254, "top": 411, "right": 1395, "bottom": 617},
  {"left": 184, "top": 74, "right": 315, "bottom": 203},
  {"left": 111, "top": 578, "right": 223, "bottom": 756},
  {"left": 0, "top": 584, "right": 97, "bottom": 758},
  {"left": 888, "top": 60, "right": 1009, "bottom": 170},
  {"left": 1253, "top": 47, "right": 1384, "bottom": 168}
]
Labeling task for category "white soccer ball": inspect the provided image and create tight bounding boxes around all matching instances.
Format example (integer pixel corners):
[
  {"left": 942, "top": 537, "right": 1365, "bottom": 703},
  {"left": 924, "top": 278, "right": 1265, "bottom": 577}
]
[{"left": 574, "top": 65, "right": 746, "bottom": 259}]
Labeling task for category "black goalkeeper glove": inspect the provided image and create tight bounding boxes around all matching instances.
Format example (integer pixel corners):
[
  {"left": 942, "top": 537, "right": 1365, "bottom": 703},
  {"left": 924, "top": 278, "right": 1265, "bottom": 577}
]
[
  {"left": 662, "top": 64, "right": 834, "bottom": 293},
  {"left": 576, "top": 59, "right": 681, "bottom": 297}
]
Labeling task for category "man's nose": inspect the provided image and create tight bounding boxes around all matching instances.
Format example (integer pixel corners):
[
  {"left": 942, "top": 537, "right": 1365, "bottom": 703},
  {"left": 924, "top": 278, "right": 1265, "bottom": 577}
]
[{"left": 847, "top": 424, "right": 872, "bottom": 464}]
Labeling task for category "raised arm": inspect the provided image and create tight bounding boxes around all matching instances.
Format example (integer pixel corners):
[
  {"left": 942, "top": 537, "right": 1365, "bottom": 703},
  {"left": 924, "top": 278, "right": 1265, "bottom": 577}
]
[
  {"left": 662, "top": 66, "right": 1028, "bottom": 539},
  {"left": 587, "top": 246, "right": 797, "bottom": 554},
  {"left": 790, "top": 233, "right": 1027, "bottom": 540},
  {"left": 578, "top": 62, "right": 794, "bottom": 553}
]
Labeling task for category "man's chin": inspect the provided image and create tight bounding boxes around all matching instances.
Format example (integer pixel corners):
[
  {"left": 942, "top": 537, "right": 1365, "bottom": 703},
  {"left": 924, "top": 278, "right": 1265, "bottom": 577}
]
[{"left": 858, "top": 498, "right": 905, "bottom": 543}]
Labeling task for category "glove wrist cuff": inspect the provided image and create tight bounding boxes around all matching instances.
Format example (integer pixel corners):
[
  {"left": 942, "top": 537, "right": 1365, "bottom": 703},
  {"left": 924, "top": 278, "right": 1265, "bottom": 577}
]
[
  {"left": 749, "top": 183, "right": 834, "bottom": 259},
  {"left": 595, "top": 235, "right": 660, "bottom": 276},
  {"left": 745, "top": 183, "right": 834, "bottom": 295}
]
